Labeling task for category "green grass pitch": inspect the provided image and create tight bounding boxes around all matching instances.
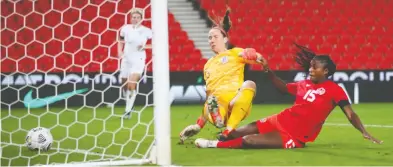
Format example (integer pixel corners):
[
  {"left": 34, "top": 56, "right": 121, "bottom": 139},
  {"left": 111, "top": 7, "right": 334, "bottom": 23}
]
[{"left": 1, "top": 103, "right": 393, "bottom": 166}]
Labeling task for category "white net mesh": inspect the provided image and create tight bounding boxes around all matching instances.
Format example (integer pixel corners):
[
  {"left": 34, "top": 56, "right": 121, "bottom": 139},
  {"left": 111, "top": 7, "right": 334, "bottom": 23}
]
[{"left": 1, "top": 0, "right": 157, "bottom": 166}]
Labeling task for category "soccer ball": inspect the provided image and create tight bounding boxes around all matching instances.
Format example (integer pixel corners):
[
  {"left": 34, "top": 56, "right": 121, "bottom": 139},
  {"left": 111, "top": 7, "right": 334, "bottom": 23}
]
[{"left": 25, "top": 127, "right": 53, "bottom": 151}]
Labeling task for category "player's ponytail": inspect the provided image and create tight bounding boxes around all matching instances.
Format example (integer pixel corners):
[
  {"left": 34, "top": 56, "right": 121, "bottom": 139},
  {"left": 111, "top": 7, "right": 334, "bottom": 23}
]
[
  {"left": 221, "top": 8, "right": 231, "bottom": 35},
  {"left": 295, "top": 43, "right": 316, "bottom": 75},
  {"left": 208, "top": 7, "right": 231, "bottom": 37},
  {"left": 294, "top": 43, "right": 337, "bottom": 77}
]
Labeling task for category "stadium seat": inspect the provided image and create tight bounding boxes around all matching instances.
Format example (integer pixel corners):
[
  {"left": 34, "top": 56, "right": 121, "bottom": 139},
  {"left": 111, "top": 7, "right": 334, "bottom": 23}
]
[
  {"left": 198, "top": 0, "right": 392, "bottom": 71},
  {"left": 1, "top": 0, "right": 201, "bottom": 73},
  {"left": 2, "top": 0, "right": 392, "bottom": 73}
]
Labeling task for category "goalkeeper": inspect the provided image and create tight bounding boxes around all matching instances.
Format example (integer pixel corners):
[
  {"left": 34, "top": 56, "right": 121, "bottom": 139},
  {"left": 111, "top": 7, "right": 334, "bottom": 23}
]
[{"left": 179, "top": 8, "right": 264, "bottom": 143}]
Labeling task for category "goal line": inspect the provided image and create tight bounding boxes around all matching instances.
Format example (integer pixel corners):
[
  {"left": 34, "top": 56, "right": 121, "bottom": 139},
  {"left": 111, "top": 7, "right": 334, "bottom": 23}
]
[{"left": 1, "top": 142, "right": 152, "bottom": 166}]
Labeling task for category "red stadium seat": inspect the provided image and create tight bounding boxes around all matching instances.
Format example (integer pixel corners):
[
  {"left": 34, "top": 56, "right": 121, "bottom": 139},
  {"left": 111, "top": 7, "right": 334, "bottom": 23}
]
[
  {"left": 1, "top": 0, "right": 391, "bottom": 73},
  {"left": 1, "top": 0, "right": 201, "bottom": 73}
]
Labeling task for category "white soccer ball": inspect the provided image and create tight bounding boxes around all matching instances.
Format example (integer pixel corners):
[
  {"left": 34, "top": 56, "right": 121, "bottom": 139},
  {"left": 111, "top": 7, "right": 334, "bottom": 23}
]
[{"left": 25, "top": 127, "right": 53, "bottom": 151}]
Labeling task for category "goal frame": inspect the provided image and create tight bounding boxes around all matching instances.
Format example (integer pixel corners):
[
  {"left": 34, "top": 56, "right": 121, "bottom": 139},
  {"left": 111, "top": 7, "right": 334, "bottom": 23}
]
[{"left": 42, "top": 0, "right": 172, "bottom": 166}]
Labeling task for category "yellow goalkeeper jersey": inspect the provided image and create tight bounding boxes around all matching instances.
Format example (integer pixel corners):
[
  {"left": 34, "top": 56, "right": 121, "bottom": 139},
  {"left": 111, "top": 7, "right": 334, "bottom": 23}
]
[{"left": 203, "top": 47, "right": 246, "bottom": 98}]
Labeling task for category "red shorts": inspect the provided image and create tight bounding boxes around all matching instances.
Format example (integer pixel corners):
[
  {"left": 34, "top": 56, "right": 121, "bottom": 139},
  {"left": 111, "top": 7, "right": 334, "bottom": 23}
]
[{"left": 256, "top": 114, "right": 305, "bottom": 149}]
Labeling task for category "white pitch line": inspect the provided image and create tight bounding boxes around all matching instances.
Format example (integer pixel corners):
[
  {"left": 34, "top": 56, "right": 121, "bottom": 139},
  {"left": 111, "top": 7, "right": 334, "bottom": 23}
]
[
  {"left": 325, "top": 123, "right": 393, "bottom": 128},
  {"left": 1, "top": 142, "right": 129, "bottom": 159}
]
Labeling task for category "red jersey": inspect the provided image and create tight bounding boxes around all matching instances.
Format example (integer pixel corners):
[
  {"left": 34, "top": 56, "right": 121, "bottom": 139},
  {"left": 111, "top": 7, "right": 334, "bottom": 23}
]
[{"left": 277, "top": 79, "right": 349, "bottom": 143}]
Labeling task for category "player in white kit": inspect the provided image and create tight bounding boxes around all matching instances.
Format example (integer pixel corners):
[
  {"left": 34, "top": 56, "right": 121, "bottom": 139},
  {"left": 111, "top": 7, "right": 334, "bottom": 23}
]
[{"left": 118, "top": 8, "right": 152, "bottom": 119}]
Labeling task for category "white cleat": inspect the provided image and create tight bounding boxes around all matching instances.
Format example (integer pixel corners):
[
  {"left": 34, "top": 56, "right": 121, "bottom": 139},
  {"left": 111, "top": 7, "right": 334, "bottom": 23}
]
[
  {"left": 179, "top": 124, "right": 201, "bottom": 143},
  {"left": 194, "top": 138, "right": 218, "bottom": 148},
  {"left": 123, "top": 111, "right": 131, "bottom": 119}
]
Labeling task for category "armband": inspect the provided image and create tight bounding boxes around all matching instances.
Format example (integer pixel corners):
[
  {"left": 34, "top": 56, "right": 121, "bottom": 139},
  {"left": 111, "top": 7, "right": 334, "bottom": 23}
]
[{"left": 338, "top": 100, "right": 350, "bottom": 109}]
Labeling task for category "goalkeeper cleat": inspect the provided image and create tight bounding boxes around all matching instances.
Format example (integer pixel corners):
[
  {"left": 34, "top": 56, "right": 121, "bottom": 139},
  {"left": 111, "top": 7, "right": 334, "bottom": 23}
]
[
  {"left": 194, "top": 138, "right": 218, "bottom": 148},
  {"left": 207, "top": 96, "right": 224, "bottom": 128}
]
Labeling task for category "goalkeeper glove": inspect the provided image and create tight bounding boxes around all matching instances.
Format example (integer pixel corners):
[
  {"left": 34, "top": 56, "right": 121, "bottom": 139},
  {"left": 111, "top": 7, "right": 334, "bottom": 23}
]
[{"left": 239, "top": 48, "right": 258, "bottom": 61}]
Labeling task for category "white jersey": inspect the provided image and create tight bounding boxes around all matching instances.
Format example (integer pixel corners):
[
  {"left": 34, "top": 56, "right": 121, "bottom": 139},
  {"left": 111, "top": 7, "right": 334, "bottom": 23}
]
[{"left": 120, "top": 24, "right": 152, "bottom": 60}]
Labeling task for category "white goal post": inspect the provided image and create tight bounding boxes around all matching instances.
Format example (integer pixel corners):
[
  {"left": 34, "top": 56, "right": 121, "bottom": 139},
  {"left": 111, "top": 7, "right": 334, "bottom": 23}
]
[
  {"left": 0, "top": 0, "right": 171, "bottom": 166},
  {"left": 151, "top": 0, "right": 172, "bottom": 166}
]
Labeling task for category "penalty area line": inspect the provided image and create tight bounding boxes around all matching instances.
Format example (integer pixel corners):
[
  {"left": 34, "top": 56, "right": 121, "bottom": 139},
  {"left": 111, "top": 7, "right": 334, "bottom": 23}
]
[{"left": 325, "top": 123, "right": 393, "bottom": 128}]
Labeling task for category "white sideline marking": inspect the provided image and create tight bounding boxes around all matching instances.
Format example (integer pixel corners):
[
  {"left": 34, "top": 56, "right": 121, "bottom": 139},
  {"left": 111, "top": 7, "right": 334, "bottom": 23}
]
[
  {"left": 1, "top": 142, "right": 129, "bottom": 159},
  {"left": 325, "top": 123, "right": 393, "bottom": 128}
]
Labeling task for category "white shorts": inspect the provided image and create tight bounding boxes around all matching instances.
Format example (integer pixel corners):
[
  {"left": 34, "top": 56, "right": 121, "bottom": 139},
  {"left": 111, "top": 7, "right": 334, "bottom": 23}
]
[{"left": 119, "top": 57, "right": 145, "bottom": 78}]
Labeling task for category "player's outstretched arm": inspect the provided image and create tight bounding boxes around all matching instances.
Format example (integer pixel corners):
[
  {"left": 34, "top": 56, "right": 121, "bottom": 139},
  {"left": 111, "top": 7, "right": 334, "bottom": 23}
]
[
  {"left": 341, "top": 104, "right": 383, "bottom": 144},
  {"left": 265, "top": 68, "right": 290, "bottom": 94},
  {"left": 253, "top": 56, "right": 289, "bottom": 94},
  {"left": 179, "top": 115, "right": 206, "bottom": 144}
]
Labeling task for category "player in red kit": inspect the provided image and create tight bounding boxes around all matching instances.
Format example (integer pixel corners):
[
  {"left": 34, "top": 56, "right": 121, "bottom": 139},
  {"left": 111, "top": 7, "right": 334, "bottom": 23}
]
[{"left": 194, "top": 44, "right": 382, "bottom": 149}]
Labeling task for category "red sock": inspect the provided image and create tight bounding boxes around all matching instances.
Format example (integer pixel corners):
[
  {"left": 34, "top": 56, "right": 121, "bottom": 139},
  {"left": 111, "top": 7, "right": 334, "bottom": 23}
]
[
  {"left": 222, "top": 129, "right": 231, "bottom": 137},
  {"left": 217, "top": 137, "right": 243, "bottom": 148},
  {"left": 196, "top": 116, "right": 205, "bottom": 128}
]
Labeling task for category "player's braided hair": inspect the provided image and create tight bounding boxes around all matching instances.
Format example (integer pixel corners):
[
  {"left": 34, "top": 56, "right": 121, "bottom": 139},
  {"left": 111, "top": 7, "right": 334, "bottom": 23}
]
[
  {"left": 295, "top": 43, "right": 316, "bottom": 73},
  {"left": 314, "top": 55, "right": 337, "bottom": 77},
  {"left": 295, "top": 43, "right": 336, "bottom": 77},
  {"left": 208, "top": 7, "right": 232, "bottom": 38}
]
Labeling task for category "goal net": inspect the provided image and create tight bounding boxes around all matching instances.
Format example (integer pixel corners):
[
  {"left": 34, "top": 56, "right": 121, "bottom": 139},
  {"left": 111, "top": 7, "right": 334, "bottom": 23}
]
[{"left": 1, "top": 0, "right": 171, "bottom": 166}]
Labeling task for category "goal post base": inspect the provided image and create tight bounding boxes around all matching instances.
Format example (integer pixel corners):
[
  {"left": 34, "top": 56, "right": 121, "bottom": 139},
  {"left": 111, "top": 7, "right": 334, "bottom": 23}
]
[
  {"left": 148, "top": 144, "right": 158, "bottom": 164},
  {"left": 40, "top": 141, "right": 160, "bottom": 166}
]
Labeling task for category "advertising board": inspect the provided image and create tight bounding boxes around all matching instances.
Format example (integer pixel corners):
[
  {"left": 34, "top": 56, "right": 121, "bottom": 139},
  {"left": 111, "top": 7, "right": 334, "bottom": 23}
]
[{"left": 1, "top": 70, "right": 392, "bottom": 109}]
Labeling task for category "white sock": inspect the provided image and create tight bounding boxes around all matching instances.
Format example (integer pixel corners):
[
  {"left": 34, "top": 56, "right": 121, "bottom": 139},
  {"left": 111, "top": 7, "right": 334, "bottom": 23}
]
[
  {"left": 122, "top": 89, "right": 127, "bottom": 98},
  {"left": 126, "top": 90, "right": 136, "bottom": 112},
  {"left": 211, "top": 140, "right": 219, "bottom": 148},
  {"left": 129, "top": 90, "right": 137, "bottom": 110},
  {"left": 125, "top": 90, "right": 131, "bottom": 112}
]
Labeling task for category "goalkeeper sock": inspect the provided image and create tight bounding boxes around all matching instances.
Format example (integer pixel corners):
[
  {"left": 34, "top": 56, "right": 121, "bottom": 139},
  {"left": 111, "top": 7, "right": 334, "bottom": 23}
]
[
  {"left": 217, "top": 137, "right": 243, "bottom": 148},
  {"left": 196, "top": 116, "right": 206, "bottom": 128},
  {"left": 226, "top": 88, "right": 255, "bottom": 133}
]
